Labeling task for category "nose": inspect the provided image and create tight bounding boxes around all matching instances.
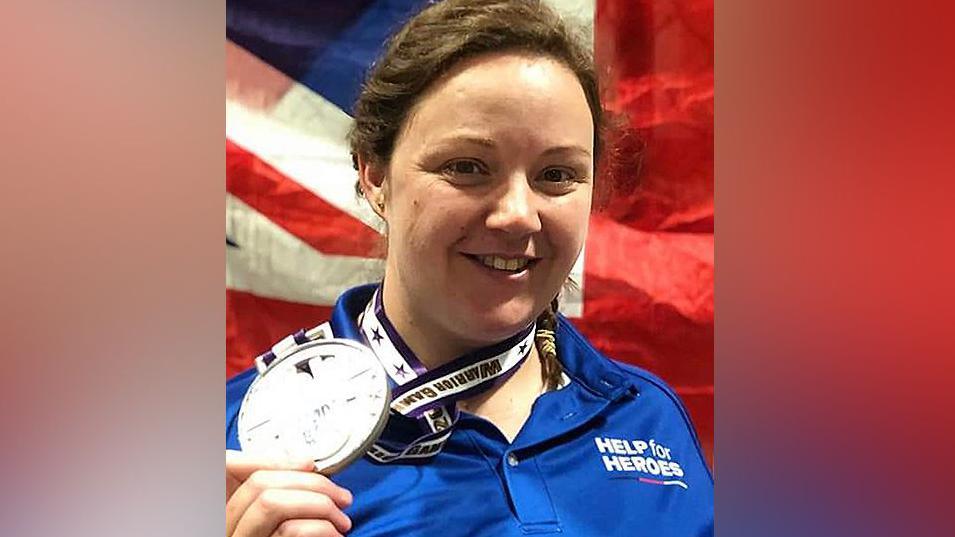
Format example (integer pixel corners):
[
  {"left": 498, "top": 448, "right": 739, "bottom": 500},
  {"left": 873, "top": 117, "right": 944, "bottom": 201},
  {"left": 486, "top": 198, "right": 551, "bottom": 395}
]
[{"left": 484, "top": 173, "right": 542, "bottom": 236}]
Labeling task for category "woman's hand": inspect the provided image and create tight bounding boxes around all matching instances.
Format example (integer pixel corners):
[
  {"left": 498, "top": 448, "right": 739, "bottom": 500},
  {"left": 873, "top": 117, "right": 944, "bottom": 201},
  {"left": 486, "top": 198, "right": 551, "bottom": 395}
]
[{"left": 227, "top": 450, "right": 354, "bottom": 537}]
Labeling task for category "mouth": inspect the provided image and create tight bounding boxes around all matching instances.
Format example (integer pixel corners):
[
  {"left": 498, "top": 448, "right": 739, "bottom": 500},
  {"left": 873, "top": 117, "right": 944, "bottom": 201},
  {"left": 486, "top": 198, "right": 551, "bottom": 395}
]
[{"left": 462, "top": 254, "right": 540, "bottom": 275}]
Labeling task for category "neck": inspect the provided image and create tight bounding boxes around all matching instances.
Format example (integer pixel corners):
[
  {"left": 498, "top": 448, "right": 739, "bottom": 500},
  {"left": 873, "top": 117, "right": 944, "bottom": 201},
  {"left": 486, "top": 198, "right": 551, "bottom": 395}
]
[
  {"left": 380, "top": 280, "right": 488, "bottom": 370},
  {"left": 459, "top": 345, "right": 545, "bottom": 442}
]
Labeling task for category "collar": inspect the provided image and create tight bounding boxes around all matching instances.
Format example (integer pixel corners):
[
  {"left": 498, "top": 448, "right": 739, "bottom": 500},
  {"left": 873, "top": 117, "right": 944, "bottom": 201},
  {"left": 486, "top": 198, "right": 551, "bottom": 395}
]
[{"left": 553, "top": 316, "right": 639, "bottom": 401}]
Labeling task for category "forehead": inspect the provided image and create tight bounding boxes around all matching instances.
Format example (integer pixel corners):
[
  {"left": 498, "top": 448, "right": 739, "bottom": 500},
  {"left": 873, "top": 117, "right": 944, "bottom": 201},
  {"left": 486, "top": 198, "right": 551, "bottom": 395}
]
[{"left": 397, "top": 52, "right": 594, "bottom": 153}]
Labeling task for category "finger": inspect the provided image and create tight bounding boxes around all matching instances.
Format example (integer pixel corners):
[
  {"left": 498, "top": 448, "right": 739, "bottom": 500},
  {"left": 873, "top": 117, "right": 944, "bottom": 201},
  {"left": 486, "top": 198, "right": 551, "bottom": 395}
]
[
  {"left": 227, "top": 470, "right": 353, "bottom": 535},
  {"left": 227, "top": 450, "right": 315, "bottom": 500},
  {"left": 233, "top": 489, "right": 352, "bottom": 537},
  {"left": 273, "top": 519, "right": 344, "bottom": 537}
]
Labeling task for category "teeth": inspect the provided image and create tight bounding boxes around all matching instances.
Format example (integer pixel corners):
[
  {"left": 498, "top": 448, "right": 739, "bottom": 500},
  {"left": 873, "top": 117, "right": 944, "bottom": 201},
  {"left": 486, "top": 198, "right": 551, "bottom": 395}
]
[{"left": 477, "top": 256, "right": 529, "bottom": 272}]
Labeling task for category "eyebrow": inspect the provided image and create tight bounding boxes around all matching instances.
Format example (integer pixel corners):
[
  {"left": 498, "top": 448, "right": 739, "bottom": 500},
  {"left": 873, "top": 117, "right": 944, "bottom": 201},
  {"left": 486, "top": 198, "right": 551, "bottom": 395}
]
[
  {"left": 540, "top": 145, "right": 593, "bottom": 159},
  {"left": 430, "top": 136, "right": 592, "bottom": 158},
  {"left": 430, "top": 135, "right": 498, "bottom": 149}
]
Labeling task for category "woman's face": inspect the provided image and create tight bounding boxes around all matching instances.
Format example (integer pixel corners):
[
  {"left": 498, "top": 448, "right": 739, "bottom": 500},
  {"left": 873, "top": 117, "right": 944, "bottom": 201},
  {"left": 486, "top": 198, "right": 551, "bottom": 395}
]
[{"left": 373, "top": 52, "right": 594, "bottom": 348}]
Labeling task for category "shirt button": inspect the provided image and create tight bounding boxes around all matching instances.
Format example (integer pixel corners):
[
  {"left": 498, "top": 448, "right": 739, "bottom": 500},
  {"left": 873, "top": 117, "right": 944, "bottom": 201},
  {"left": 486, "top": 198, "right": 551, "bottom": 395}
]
[{"left": 506, "top": 453, "right": 519, "bottom": 467}]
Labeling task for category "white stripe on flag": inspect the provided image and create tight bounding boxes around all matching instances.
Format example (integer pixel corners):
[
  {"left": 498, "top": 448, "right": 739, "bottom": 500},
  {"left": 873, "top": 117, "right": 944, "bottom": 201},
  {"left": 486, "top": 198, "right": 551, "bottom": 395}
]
[
  {"left": 226, "top": 42, "right": 384, "bottom": 234},
  {"left": 227, "top": 194, "right": 384, "bottom": 305},
  {"left": 543, "top": 0, "right": 595, "bottom": 48}
]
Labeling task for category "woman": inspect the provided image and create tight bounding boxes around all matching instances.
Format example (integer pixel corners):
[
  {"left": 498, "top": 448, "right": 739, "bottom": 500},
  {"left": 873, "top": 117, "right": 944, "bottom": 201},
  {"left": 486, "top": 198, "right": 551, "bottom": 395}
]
[{"left": 226, "top": 1, "right": 713, "bottom": 536}]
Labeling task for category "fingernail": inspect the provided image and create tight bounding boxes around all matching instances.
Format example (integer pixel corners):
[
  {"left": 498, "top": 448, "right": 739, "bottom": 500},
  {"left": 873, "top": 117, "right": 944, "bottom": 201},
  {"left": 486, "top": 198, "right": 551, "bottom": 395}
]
[
  {"left": 341, "top": 488, "right": 354, "bottom": 507},
  {"left": 293, "top": 458, "right": 316, "bottom": 470}
]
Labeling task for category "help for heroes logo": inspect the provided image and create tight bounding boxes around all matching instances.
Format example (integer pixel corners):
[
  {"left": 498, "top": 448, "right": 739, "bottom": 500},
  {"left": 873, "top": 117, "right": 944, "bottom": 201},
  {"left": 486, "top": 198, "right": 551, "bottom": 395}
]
[{"left": 594, "top": 436, "right": 689, "bottom": 489}]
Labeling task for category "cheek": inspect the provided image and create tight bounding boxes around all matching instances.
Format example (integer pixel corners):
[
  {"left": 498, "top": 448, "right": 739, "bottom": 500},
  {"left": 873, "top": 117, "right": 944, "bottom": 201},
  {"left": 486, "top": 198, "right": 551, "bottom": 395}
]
[
  {"left": 397, "top": 197, "right": 466, "bottom": 256},
  {"left": 548, "top": 197, "right": 591, "bottom": 260},
  {"left": 392, "top": 199, "right": 421, "bottom": 248}
]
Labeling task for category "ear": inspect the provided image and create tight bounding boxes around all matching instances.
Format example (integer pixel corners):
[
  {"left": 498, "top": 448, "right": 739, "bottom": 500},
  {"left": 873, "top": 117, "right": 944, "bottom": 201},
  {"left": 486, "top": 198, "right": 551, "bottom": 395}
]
[{"left": 356, "top": 154, "right": 388, "bottom": 218}]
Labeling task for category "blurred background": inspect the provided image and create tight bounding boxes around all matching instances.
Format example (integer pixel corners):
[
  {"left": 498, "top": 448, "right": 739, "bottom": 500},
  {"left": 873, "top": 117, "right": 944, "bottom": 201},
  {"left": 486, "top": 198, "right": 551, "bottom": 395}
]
[{"left": 225, "top": 0, "right": 714, "bottom": 465}]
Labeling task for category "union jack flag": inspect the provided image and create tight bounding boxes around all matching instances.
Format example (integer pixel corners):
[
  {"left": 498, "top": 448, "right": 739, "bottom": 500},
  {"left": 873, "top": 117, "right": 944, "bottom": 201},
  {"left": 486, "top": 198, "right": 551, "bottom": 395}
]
[{"left": 226, "top": 0, "right": 713, "bottom": 461}]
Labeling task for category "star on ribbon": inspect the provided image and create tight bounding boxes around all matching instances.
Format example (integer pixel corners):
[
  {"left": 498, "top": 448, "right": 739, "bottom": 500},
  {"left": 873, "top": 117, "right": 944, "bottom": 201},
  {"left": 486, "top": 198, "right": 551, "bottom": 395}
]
[
  {"left": 394, "top": 364, "right": 410, "bottom": 378},
  {"left": 371, "top": 327, "right": 384, "bottom": 344},
  {"left": 518, "top": 342, "right": 529, "bottom": 355}
]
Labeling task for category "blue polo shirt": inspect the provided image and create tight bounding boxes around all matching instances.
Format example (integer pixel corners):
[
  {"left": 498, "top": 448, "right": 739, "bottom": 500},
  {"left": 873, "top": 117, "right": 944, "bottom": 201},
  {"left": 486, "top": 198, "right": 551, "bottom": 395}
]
[{"left": 227, "top": 285, "right": 713, "bottom": 536}]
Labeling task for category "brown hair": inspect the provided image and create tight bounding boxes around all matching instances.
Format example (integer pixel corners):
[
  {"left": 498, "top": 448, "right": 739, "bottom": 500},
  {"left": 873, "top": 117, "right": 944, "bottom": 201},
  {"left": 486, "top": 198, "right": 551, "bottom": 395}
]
[
  {"left": 349, "top": 0, "right": 603, "bottom": 390},
  {"left": 348, "top": 0, "right": 604, "bottom": 167}
]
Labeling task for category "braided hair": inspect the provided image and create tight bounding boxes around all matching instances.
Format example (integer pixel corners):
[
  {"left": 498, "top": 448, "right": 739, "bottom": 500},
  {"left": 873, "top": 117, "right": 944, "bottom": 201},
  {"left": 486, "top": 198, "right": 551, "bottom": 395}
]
[{"left": 535, "top": 295, "right": 563, "bottom": 391}]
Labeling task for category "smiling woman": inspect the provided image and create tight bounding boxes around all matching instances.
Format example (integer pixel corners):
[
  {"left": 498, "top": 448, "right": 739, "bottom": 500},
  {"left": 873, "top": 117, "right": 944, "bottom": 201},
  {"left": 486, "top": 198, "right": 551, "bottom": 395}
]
[
  {"left": 357, "top": 51, "right": 594, "bottom": 377},
  {"left": 226, "top": 1, "right": 713, "bottom": 536}
]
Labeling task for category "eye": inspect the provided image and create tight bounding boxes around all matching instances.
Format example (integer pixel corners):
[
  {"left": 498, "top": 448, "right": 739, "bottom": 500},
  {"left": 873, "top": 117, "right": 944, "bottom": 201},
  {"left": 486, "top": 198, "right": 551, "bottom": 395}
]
[
  {"left": 539, "top": 167, "right": 577, "bottom": 183},
  {"left": 441, "top": 159, "right": 488, "bottom": 176}
]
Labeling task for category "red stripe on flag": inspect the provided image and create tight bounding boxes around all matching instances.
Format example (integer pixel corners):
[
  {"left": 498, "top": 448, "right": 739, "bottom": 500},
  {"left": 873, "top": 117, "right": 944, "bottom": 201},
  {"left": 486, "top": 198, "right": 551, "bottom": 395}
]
[
  {"left": 227, "top": 139, "right": 384, "bottom": 258},
  {"left": 227, "top": 288, "right": 333, "bottom": 378},
  {"left": 585, "top": 215, "right": 713, "bottom": 323}
]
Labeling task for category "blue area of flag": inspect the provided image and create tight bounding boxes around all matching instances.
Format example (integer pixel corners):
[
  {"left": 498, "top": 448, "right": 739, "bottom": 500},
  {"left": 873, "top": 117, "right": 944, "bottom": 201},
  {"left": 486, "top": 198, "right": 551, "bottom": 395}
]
[{"left": 227, "top": 0, "right": 427, "bottom": 112}]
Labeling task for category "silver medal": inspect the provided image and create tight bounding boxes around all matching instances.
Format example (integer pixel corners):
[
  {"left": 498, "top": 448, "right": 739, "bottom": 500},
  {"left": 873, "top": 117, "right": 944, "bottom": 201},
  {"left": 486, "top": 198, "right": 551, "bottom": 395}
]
[{"left": 237, "top": 339, "right": 391, "bottom": 474}]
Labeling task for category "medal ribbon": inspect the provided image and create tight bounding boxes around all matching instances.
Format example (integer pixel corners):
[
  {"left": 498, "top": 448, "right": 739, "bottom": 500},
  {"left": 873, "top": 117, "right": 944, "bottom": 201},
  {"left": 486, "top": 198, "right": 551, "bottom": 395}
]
[{"left": 359, "top": 287, "right": 535, "bottom": 462}]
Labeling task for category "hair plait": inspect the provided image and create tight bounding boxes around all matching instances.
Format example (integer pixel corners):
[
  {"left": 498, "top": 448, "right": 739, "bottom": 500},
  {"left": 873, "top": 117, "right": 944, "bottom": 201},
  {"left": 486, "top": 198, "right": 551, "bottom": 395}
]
[{"left": 535, "top": 295, "right": 563, "bottom": 391}]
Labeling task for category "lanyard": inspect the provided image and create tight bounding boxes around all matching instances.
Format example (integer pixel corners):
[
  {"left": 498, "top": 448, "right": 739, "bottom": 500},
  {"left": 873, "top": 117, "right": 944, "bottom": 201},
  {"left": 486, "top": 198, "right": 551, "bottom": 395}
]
[{"left": 358, "top": 287, "right": 535, "bottom": 462}]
